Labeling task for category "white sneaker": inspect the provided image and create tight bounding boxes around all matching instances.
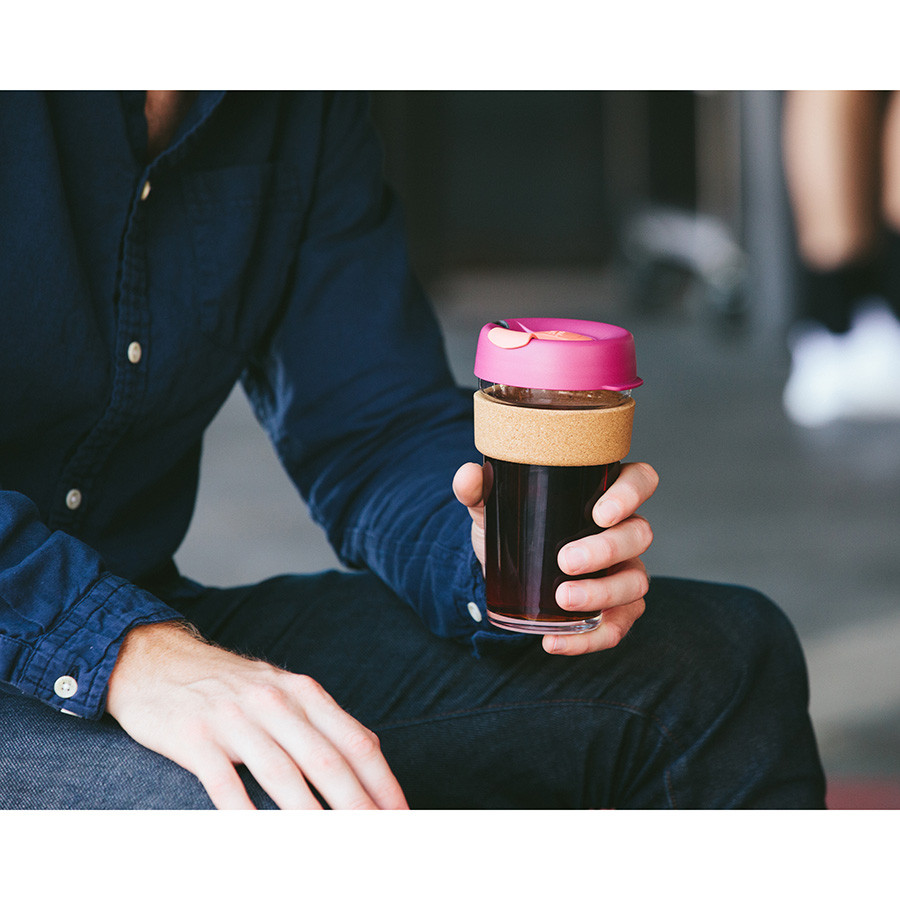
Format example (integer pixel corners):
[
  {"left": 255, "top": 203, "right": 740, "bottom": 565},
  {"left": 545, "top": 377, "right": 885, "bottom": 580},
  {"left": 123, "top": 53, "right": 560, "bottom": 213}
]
[
  {"left": 783, "top": 300, "right": 900, "bottom": 427},
  {"left": 783, "top": 322, "right": 854, "bottom": 427},
  {"left": 842, "top": 301, "right": 900, "bottom": 420}
]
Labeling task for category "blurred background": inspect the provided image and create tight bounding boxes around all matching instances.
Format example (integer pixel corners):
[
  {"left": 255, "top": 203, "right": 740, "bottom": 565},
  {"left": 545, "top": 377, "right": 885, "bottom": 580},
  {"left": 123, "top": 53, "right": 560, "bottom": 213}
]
[{"left": 175, "top": 90, "right": 900, "bottom": 807}]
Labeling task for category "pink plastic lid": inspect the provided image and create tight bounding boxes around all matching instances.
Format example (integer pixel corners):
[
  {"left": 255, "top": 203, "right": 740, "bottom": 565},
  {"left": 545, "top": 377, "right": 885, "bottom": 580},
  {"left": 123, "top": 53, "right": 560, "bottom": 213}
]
[{"left": 474, "top": 317, "right": 642, "bottom": 391}]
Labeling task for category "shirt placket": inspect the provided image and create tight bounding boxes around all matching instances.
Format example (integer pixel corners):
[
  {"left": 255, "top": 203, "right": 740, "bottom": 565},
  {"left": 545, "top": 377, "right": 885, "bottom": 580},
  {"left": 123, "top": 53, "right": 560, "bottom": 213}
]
[
  {"left": 49, "top": 175, "right": 153, "bottom": 535},
  {"left": 48, "top": 92, "right": 226, "bottom": 539}
]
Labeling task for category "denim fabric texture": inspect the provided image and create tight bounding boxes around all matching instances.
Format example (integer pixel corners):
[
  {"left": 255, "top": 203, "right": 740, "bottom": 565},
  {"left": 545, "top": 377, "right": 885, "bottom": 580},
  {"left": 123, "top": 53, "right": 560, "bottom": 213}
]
[{"left": 0, "top": 572, "right": 826, "bottom": 809}]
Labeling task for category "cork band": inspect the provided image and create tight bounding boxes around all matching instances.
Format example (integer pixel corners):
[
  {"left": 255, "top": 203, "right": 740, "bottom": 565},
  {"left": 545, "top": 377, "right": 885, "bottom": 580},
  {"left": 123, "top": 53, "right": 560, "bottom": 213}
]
[{"left": 473, "top": 390, "right": 634, "bottom": 466}]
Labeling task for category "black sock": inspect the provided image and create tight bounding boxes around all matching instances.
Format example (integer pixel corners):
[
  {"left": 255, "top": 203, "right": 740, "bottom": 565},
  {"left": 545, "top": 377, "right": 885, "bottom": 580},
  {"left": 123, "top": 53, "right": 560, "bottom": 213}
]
[
  {"left": 881, "top": 228, "right": 900, "bottom": 323},
  {"left": 799, "top": 256, "right": 881, "bottom": 334}
]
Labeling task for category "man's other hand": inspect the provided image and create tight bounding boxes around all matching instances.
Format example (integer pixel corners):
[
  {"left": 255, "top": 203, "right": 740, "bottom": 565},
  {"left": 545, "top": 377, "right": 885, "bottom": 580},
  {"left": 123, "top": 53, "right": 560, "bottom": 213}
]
[{"left": 106, "top": 622, "right": 409, "bottom": 810}]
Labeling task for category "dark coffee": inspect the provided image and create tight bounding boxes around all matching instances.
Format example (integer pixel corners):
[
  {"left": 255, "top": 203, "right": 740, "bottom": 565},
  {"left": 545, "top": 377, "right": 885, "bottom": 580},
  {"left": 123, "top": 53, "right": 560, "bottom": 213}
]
[{"left": 483, "top": 456, "right": 622, "bottom": 630}]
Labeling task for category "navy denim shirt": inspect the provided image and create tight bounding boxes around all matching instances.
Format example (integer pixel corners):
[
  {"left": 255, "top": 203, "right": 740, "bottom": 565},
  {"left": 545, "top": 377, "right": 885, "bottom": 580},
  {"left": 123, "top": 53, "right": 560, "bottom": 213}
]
[{"left": 0, "top": 91, "right": 510, "bottom": 721}]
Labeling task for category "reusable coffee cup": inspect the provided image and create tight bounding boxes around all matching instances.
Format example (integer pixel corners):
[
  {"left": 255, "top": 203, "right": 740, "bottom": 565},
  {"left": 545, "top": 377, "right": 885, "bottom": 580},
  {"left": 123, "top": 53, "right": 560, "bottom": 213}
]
[{"left": 473, "top": 318, "right": 642, "bottom": 634}]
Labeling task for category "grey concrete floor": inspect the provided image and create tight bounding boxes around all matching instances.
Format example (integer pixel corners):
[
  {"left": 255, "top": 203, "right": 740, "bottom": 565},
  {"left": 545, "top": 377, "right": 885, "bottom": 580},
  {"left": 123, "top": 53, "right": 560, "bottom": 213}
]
[{"left": 175, "top": 267, "right": 900, "bottom": 785}]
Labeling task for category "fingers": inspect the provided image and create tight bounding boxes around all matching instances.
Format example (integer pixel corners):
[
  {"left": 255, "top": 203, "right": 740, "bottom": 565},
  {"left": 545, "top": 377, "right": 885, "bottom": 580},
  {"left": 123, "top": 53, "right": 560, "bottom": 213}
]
[
  {"left": 178, "top": 703, "right": 335, "bottom": 810},
  {"left": 233, "top": 720, "right": 361, "bottom": 811},
  {"left": 548, "top": 520, "right": 651, "bottom": 660},
  {"left": 555, "top": 557, "right": 650, "bottom": 614},
  {"left": 544, "top": 463, "right": 658, "bottom": 658},
  {"left": 592, "top": 461, "right": 659, "bottom": 527},
  {"left": 287, "top": 675, "right": 408, "bottom": 810},
  {"left": 558, "top": 515, "right": 654, "bottom": 577},
  {"left": 222, "top": 674, "right": 408, "bottom": 811},
  {"left": 192, "top": 752, "right": 259, "bottom": 810},
  {"left": 191, "top": 682, "right": 408, "bottom": 810},
  {"left": 542, "top": 595, "right": 647, "bottom": 656}
]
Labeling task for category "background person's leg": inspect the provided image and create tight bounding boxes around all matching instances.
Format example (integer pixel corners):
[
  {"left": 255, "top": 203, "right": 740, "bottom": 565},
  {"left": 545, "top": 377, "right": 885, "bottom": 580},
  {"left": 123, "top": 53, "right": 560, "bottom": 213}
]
[
  {"left": 879, "top": 91, "right": 900, "bottom": 323},
  {"left": 782, "top": 90, "right": 882, "bottom": 280},
  {"left": 781, "top": 91, "right": 891, "bottom": 424}
]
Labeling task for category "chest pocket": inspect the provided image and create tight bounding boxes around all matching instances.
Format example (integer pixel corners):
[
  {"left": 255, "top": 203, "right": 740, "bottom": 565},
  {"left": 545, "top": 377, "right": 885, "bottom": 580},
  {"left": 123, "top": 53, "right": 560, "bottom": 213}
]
[{"left": 185, "top": 162, "right": 307, "bottom": 354}]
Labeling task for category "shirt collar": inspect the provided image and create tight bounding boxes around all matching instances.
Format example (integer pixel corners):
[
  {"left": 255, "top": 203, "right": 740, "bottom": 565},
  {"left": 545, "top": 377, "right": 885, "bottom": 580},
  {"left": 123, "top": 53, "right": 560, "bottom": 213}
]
[{"left": 138, "top": 90, "right": 228, "bottom": 173}]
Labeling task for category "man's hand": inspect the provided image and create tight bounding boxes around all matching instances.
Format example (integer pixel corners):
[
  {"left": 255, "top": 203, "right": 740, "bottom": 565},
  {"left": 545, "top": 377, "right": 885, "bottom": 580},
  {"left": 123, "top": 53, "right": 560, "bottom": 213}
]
[
  {"left": 452, "top": 460, "right": 658, "bottom": 656},
  {"left": 106, "top": 622, "right": 409, "bottom": 810}
]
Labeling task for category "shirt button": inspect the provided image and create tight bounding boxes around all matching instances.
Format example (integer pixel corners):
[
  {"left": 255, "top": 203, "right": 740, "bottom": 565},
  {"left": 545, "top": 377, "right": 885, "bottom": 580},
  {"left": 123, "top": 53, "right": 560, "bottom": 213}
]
[
  {"left": 54, "top": 675, "right": 78, "bottom": 699},
  {"left": 127, "top": 341, "right": 142, "bottom": 364},
  {"left": 65, "top": 488, "right": 82, "bottom": 510},
  {"left": 466, "top": 601, "right": 483, "bottom": 623},
  {"left": 140, "top": 179, "right": 151, "bottom": 201}
]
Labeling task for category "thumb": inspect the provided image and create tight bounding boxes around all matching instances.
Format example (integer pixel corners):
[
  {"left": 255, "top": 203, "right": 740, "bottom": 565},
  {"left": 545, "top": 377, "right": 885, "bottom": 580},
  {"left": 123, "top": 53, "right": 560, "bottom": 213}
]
[
  {"left": 452, "top": 462, "right": 487, "bottom": 572},
  {"left": 452, "top": 462, "right": 485, "bottom": 511}
]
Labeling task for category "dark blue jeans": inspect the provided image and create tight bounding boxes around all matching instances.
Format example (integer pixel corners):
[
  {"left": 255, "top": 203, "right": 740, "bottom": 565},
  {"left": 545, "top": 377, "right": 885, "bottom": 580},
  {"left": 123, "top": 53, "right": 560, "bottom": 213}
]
[{"left": 0, "top": 573, "right": 826, "bottom": 809}]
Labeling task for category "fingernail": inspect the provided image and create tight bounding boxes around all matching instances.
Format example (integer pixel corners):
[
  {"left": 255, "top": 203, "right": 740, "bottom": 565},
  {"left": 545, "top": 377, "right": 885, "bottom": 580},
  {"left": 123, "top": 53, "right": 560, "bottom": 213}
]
[
  {"left": 558, "top": 582, "right": 585, "bottom": 609},
  {"left": 548, "top": 636, "right": 568, "bottom": 652},
  {"left": 562, "top": 545, "right": 588, "bottom": 573},
  {"left": 594, "top": 499, "right": 621, "bottom": 527}
]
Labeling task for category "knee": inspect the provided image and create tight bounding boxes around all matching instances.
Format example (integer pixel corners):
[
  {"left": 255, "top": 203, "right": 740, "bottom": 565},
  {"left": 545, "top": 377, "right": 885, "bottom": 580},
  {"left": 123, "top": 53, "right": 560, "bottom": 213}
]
[
  {"left": 723, "top": 584, "right": 806, "bottom": 676},
  {"left": 647, "top": 578, "right": 808, "bottom": 691},
  {"left": 716, "top": 585, "right": 811, "bottom": 714}
]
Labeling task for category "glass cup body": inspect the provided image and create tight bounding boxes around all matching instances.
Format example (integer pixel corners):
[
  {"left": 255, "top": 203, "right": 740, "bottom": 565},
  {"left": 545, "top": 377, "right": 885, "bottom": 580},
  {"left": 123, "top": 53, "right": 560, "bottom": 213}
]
[{"left": 478, "top": 383, "right": 631, "bottom": 634}]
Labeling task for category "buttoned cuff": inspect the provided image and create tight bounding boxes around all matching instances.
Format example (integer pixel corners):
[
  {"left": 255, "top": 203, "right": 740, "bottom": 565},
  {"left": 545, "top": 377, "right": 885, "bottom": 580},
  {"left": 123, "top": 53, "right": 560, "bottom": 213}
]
[{"left": 10, "top": 573, "right": 184, "bottom": 720}]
